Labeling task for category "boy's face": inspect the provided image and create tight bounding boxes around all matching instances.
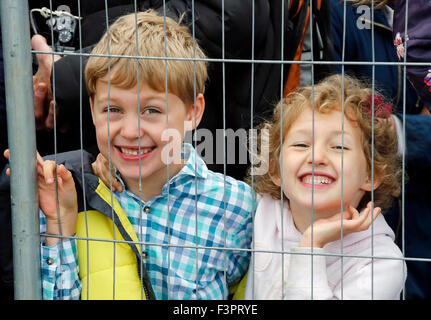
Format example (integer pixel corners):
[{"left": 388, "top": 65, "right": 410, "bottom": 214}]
[
  {"left": 90, "top": 75, "right": 204, "bottom": 192},
  {"left": 271, "top": 108, "right": 377, "bottom": 217}
]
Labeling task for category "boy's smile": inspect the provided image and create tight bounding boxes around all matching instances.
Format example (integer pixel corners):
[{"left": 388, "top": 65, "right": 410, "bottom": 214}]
[
  {"left": 90, "top": 75, "right": 204, "bottom": 199},
  {"left": 116, "top": 145, "right": 155, "bottom": 160}
]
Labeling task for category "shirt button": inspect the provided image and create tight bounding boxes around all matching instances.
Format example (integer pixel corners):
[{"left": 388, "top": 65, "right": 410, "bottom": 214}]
[
  {"left": 46, "top": 257, "right": 54, "bottom": 265},
  {"left": 143, "top": 206, "right": 151, "bottom": 214}
]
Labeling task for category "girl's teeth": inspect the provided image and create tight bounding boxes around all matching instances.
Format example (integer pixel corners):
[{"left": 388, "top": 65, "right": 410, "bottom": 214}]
[{"left": 302, "top": 175, "right": 333, "bottom": 184}]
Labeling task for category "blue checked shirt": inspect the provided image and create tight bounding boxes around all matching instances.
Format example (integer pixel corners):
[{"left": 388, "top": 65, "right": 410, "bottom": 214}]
[{"left": 40, "top": 143, "right": 255, "bottom": 300}]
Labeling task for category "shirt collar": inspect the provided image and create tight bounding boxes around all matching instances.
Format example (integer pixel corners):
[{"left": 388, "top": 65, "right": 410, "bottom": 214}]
[{"left": 179, "top": 143, "right": 208, "bottom": 180}]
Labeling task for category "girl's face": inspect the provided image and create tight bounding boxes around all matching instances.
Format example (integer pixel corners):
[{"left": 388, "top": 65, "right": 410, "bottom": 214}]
[{"left": 271, "top": 108, "right": 377, "bottom": 217}]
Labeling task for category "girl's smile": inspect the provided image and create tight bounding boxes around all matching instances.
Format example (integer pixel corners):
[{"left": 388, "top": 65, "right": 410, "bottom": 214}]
[{"left": 298, "top": 171, "right": 336, "bottom": 189}]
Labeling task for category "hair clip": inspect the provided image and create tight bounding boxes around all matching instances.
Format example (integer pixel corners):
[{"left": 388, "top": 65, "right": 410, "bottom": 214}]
[{"left": 364, "top": 94, "right": 392, "bottom": 119}]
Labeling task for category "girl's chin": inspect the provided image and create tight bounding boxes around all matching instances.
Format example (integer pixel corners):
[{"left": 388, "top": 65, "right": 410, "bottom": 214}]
[{"left": 294, "top": 199, "right": 345, "bottom": 214}]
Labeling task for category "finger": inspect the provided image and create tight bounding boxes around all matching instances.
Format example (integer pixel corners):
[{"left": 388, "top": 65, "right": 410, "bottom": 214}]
[
  {"left": 366, "top": 201, "right": 376, "bottom": 211},
  {"left": 341, "top": 207, "right": 371, "bottom": 232},
  {"left": 6, "top": 168, "right": 10, "bottom": 177},
  {"left": 34, "top": 83, "right": 48, "bottom": 128},
  {"left": 108, "top": 184, "right": 117, "bottom": 193},
  {"left": 44, "top": 100, "right": 55, "bottom": 130},
  {"left": 371, "top": 206, "right": 382, "bottom": 221},
  {"left": 31, "top": 35, "right": 53, "bottom": 72},
  {"left": 36, "top": 151, "right": 45, "bottom": 166},
  {"left": 58, "top": 164, "right": 73, "bottom": 183},
  {"left": 356, "top": 207, "right": 381, "bottom": 231},
  {"left": 42, "top": 160, "right": 57, "bottom": 184},
  {"left": 3, "top": 149, "right": 9, "bottom": 161},
  {"left": 348, "top": 205, "right": 360, "bottom": 219},
  {"left": 99, "top": 153, "right": 109, "bottom": 165},
  {"left": 109, "top": 166, "right": 122, "bottom": 192},
  {"left": 113, "top": 179, "right": 123, "bottom": 192},
  {"left": 91, "top": 156, "right": 103, "bottom": 177}
]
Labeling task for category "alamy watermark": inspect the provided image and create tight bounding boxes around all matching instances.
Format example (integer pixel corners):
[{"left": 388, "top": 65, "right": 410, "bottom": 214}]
[
  {"left": 160, "top": 121, "right": 269, "bottom": 175},
  {"left": 356, "top": 5, "right": 372, "bottom": 30}
]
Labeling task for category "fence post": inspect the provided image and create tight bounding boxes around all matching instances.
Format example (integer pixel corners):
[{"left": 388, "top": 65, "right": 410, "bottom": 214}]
[{"left": 0, "top": 0, "right": 41, "bottom": 299}]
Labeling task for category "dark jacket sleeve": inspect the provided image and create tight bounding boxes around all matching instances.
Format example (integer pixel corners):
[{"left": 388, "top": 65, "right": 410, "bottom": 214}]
[
  {"left": 402, "top": 113, "right": 431, "bottom": 169},
  {"left": 0, "top": 166, "right": 13, "bottom": 298}
]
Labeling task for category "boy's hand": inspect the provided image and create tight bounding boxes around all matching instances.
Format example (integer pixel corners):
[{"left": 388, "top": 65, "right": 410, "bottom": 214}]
[
  {"left": 36, "top": 152, "right": 78, "bottom": 246},
  {"left": 299, "top": 202, "right": 381, "bottom": 248},
  {"left": 4, "top": 149, "right": 78, "bottom": 246},
  {"left": 91, "top": 153, "right": 123, "bottom": 192}
]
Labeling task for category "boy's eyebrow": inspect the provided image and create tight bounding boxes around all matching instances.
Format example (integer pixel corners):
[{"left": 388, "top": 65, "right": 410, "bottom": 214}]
[{"left": 95, "top": 90, "right": 167, "bottom": 104}]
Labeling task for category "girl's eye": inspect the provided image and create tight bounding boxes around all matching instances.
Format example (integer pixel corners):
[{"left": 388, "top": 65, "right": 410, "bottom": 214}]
[
  {"left": 333, "top": 145, "right": 349, "bottom": 151},
  {"left": 293, "top": 143, "right": 309, "bottom": 148},
  {"left": 143, "top": 108, "right": 160, "bottom": 115}
]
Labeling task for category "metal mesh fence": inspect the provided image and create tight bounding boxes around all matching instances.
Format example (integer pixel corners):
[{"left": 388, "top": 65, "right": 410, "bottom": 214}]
[{"left": 2, "top": 0, "right": 431, "bottom": 300}]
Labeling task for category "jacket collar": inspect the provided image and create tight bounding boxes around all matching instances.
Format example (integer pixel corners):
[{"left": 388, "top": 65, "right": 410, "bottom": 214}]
[{"left": 357, "top": 6, "right": 393, "bottom": 33}]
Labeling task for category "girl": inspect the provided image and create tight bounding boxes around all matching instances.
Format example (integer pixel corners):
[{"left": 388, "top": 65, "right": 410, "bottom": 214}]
[{"left": 245, "top": 74, "right": 406, "bottom": 299}]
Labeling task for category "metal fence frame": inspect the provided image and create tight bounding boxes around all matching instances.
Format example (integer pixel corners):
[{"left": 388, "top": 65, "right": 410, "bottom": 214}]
[{"left": 1, "top": 0, "right": 430, "bottom": 300}]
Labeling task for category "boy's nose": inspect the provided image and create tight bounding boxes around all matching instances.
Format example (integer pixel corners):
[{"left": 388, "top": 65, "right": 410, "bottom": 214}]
[{"left": 120, "top": 116, "right": 144, "bottom": 139}]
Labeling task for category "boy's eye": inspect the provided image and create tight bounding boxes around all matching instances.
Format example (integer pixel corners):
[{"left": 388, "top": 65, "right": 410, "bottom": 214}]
[{"left": 104, "top": 106, "right": 121, "bottom": 113}]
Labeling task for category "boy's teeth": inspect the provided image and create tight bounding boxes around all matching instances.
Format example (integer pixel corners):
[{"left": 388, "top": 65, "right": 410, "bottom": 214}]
[
  {"left": 301, "top": 175, "right": 333, "bottom": 185},
  {"left": 120, "top": 147, "right": 152, "bottom": 156}
]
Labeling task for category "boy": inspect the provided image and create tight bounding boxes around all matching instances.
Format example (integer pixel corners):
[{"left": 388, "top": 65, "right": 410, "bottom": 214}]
[{"left": 37, "top": 10, "right": 254, "bottom": 300}]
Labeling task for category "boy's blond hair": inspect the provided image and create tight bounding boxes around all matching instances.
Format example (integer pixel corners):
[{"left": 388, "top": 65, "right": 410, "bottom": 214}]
[
  {"left": 248, "top": 74, "right": 402, "bottom": 211},
  {"left": 85, "top": 10, "right": 208, "bottom": 104}
]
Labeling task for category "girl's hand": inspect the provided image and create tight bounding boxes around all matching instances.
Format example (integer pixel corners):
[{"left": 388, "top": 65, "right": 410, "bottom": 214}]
[
  {"left": 91, "top": 153, "right": 123, "bottom": 192},
  {"left": 299, "top": 202, "right": 381, "bottom": 248}
]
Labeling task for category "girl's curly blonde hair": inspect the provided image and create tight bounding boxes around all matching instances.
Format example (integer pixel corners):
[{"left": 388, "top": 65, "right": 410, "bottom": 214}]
[{"left": 247, "top": 74, "right": 402, "bottom": 212}]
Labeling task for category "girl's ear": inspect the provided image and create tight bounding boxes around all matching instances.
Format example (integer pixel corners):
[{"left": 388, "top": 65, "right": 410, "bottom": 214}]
[
  {"left": 268, "top": 158, "right": 281, "bottom": 187},
  {"left": 360, "top": 165, "right": 386, "bottom": 191}
]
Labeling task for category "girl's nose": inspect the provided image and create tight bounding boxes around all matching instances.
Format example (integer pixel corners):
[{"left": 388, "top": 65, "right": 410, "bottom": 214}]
[{"left": 307, "top": 144, "right": 328, "bottom": 167}]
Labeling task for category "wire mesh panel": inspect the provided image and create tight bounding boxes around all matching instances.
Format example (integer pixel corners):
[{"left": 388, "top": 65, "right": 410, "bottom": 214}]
[{"left": 2, "top": 0, "right": 431, "bottom": 301}]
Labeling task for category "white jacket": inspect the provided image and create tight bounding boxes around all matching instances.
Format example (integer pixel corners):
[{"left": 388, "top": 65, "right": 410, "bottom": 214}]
[{"left": 244, "top": 194, "right": 407, "bottom": 300}]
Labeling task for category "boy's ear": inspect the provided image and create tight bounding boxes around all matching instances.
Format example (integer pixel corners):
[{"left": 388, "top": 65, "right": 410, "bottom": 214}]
[
  {"left": 360, "top": 166, "right": 386, "bottom": 191},
  {"left": 186, "top": 93, "right": 205, "bottom": 131},
  {"left": 89, "top": 96, "right": 96, "bottom": 125}
]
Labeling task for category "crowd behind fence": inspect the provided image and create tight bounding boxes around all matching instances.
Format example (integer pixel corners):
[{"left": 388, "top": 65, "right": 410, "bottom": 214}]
[{"left": 0, "top": 0, "right": 430, "bottom": 301}]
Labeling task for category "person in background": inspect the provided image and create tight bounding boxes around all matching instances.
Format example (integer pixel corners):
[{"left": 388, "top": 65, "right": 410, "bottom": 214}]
[{"left": 330, "top": 0, "right": 431, "bottom": 299}]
